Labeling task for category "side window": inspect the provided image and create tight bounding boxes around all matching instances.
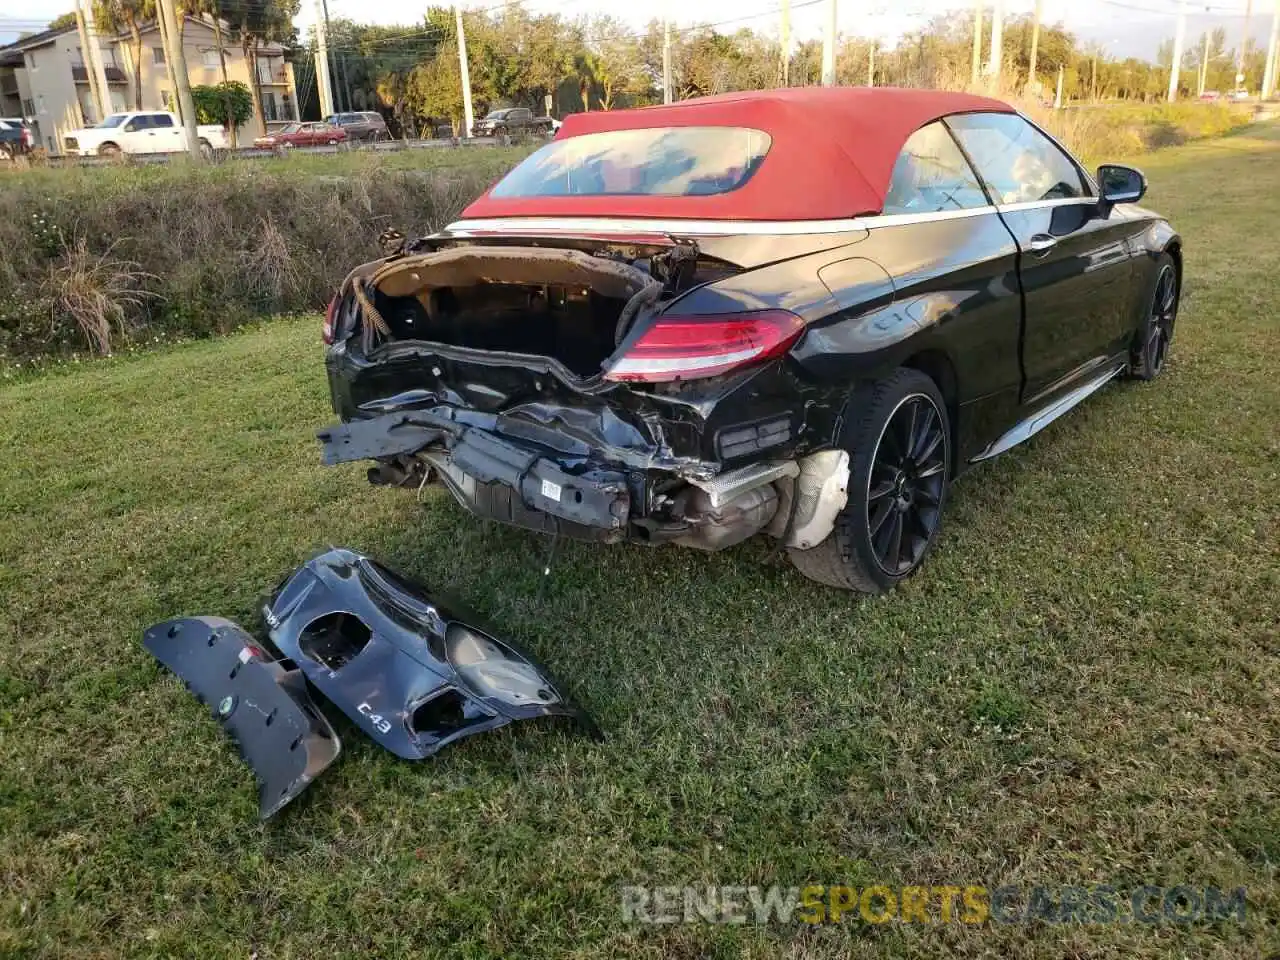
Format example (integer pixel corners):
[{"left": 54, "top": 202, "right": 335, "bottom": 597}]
[
  {"left": 883, "top": 121, "right": 989, "bottom": 215},
  {"left": 947, "top": 113, "right": 1090, "bottom": 204},
  {"left": 123, "top": 116, "right": 146, "bottom": 132},
  {"left": 150, "top": 113, "right": 173, "bottom": 128}
]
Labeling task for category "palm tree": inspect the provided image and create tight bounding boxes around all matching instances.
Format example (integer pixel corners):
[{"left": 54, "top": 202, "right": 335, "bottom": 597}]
[{"left": 93, "top": 0, "right": 154, "bottom": 110}]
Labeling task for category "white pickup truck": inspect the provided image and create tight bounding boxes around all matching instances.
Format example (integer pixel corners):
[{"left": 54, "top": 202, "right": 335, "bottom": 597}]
[{"left": 62, "top": 110, "right": 229, "bottom": 158}]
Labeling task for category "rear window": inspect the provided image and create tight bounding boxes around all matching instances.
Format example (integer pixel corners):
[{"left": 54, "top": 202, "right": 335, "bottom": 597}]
[{"left": 489, "top": 126, "right": 772, "bottom": 198}]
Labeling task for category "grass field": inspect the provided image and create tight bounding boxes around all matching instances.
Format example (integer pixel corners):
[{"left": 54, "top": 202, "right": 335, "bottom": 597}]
[{"left": 2, "top": 126, "right": 1278, "bottom": 959}]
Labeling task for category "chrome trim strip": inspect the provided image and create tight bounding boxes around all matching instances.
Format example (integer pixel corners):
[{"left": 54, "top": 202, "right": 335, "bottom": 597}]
[
  {"left": 969, "top": 362, "right": 1126, "bottom": 462},
  {"left": 993, "top": 197, "right": 1099, "bottom": 212},
  {"left": 445, "top": 206, "right": 998, "bottom": 237}
]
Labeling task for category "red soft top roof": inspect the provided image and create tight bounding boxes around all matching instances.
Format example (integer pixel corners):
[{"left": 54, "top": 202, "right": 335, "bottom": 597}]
[{"left": 460, "top": 87, "right": 1014, "bottom": 223}]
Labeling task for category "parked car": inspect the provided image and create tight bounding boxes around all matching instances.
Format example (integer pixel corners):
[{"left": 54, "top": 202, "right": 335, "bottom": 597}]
[
  {"left": 1199, "top": 90, "right": 1222, "bottom": 101},
  {"left": 324, "top": 111, "right": 388, "bottom": 143},
  {"left": 0, "top": 117, "right": 34, "bottom": 159},
  {"left": 62, "top": 111, "right": 228, "bottom": 158},
  {"left": 254, "top": 121, "right": 347, "bottom": 149},
  {"left": 318, "top": 88, "right": 1180, "bottom": 593},
  {"left": 471, "top": 106, "right": 555, "bottom": 138}
]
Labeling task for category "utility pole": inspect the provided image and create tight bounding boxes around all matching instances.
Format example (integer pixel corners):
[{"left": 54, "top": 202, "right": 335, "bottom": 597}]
[
  {"left": 1238, "top": 0, "right": 1253, "bottom": 91},
  {"left": 455, "top": 4, "right": 474, "bottom": 138},
  {"left": 987, "top": 0, "right": 1004, "bottom": 85},
  {"left": 821, "top": 0, "right": 837, "bottom": 86},
  {"left": 72, "top": 0, "right": 105, "bottom": 123},
  {"left": 312, "top": 0, "right": 335, "bottom": 118},
  {"left": 1263, "top": 0, "right": 1279, "bottom": 98},
  {"left": 1168, "top": 0, "right": 1187, "bottom": 101},
  {"left": 1055, "top": 63, "right": 1064, "bottom": 106},
  {"left": 156, "top": 0, "right": 201, "bottom": 160},
  {"left": 663, "top": 0, "right": 672, "bottom": 103},
  {"left": 1029, "top": 0, "right": 1042, "bottom": 92},
  {"left": 780, "top": 0, "right": 791, "bottom": 86},
  {"left": 79, "top": 0, "right": 112, "bottom": 121},
  {"left": 1200, "top": 29, "right": 1210, "bottom": 96},
  {"left": 319, "top": 0, "right": 348, "bottom": 113},
  {"left": 154, "top": 2, "right": 183, "bottom": 123},
  {"left": 971, "top": 1, "right": 983, "bottom": 87}
]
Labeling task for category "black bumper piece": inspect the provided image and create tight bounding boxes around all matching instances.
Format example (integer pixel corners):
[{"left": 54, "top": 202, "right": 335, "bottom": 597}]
[
  {"left": 142, "top": 616, "right": 340, "bottom": 819},
  {"left": 318, "top": 411, "right": 630, "bottom": 536},
  {"left": 142, "top": 549, "right": 596, "bottom": 818}
]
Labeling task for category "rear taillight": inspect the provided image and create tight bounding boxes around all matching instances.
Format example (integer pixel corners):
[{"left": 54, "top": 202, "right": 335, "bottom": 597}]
[
  {"left": 604, "top": 310, "right": 805, "bottom": 383},
  {"left": 322, "top": 295, "right": 338, "bottom": 344}
]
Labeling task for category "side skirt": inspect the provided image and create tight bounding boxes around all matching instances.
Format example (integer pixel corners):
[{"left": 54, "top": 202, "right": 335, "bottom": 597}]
[{"left": 969, "top": 360, "right": 1127, "bottom": 463}]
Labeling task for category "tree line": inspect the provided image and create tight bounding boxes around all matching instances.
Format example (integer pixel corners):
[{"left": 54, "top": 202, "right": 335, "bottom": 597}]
[{"left": 55, "top": 3, "right": 1270, "bottom": 138}]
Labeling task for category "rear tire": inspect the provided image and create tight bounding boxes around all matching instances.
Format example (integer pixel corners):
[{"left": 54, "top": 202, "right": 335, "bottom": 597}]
[
  {"left": 789, "top": 368, "right": 951, "bottom": 593},
  {"left": 1127, "top": 253, "right": 1178, "bottom": 381}
]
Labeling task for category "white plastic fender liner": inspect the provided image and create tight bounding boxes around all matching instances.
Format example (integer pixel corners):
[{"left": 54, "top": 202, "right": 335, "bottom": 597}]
[{"left": 784, "top": 449, "right": 851, "bottom": 549}]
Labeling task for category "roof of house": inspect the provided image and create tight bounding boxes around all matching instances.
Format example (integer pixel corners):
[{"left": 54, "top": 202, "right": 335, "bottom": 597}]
[
  {"left": 0, "top": 24, "right": 75, "bottom": 65},
  {"left": 461, "top": 87, "right": 1016, "bottom": 222}
]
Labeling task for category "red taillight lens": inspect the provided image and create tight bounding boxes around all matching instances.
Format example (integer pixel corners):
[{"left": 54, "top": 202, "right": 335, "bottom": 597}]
[
  {"left": 322, "top": 295, "right": 338, "bottom": 344},
  {"left": 605, "top": 310, "right": 805, "bottom": 383}
]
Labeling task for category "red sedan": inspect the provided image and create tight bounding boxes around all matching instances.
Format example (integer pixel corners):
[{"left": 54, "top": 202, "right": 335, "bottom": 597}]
[{"left": 254, "top": 122, "right": 347, "bottom": 149}]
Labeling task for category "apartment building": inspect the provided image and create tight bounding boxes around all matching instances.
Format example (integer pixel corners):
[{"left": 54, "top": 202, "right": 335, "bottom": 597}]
[{"left": 0, "top": 17, "right": 297, "bottom": 154}]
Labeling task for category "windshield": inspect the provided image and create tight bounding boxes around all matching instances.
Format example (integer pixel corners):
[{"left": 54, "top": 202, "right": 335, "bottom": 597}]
[
  {"left": 96, "top": 114, "right": 128, "bottom": 128},
  {"left": 490, "top": 126, "right": 772, "bottom": 198},
  {"left": 280, "top": 123, "right": 302, "bottom": 134},
  {"left": 485, "top": 110, "right": 509, "bottom": 120}
]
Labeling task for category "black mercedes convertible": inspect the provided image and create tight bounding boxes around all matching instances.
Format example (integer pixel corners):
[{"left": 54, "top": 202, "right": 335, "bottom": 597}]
[{"left": 318, "top": 86, "right": 1180, "bottom": 593}]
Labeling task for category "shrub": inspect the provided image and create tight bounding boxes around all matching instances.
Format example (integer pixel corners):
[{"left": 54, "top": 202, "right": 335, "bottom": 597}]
[
  {"left": 43, "top": 240, "right": 159, "bottom": 355},
  {"left": 0, "top": 148, "right": 528, "bottom": 361},
  {"left": 186, "top": 81, "right": 254, "bottom": 128}
]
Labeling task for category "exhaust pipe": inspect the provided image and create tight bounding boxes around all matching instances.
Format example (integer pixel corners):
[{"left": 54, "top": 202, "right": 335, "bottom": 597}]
[{"left": 688, "top": 460, "right": 800, "bottom": 509}]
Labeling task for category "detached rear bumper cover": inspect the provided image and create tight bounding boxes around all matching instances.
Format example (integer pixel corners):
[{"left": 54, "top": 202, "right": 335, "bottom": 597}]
[
  {"left": 143, "top": 617, "right": 341, "bottom": 819},
  {"left": 143, "top": 548, "right": 594, "bottom": 817},
  {"left": 265, "top": 547, "right": 595, "bottom": 760}
]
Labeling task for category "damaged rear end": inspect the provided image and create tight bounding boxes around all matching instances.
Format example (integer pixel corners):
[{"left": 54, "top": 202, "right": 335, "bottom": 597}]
[{"left": 320, "top": 233, "right": 851, "bottom": 552}]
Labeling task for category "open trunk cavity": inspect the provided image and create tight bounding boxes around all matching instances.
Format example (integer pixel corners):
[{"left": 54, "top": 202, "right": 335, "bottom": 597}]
[{"left": 351, "top": 246, "right": 663, "bottom": 377}]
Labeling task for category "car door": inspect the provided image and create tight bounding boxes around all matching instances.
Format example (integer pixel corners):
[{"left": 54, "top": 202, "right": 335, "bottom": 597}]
[
  {"left": 147, "top": 113, "right": 183, "bottom": 152},
  {"left": 813, "top": 120, "right": 1026, "bottom": 463},
  {"left": 946, "top": 112, "right": 1136, "bottom": 405},
  {"left": 119, "top": 114, "right": 152, "bottom": 152}
]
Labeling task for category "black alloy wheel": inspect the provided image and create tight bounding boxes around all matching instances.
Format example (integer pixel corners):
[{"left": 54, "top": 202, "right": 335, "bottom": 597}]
[
  {"left": 1130, "top": 254, "right": 1178, "bottom": 381},
  {"left": 866, "top": 394, "right": 947, "bottom": 576},
  {"left": 789, "top": 367, "right": 952, "bottom": 593}
]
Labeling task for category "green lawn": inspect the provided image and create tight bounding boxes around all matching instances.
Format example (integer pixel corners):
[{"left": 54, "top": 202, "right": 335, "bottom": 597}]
[{"left": 2, "top": 127, "right": 1278, "bottom": 959}]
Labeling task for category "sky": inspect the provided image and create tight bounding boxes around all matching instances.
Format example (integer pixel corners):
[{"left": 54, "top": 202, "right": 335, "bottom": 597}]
[{"left": 1, "top": 0, "right": 1274, "bottom": 63}]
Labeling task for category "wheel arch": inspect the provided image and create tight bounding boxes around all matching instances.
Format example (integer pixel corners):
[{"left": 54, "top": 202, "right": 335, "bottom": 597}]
[
  {"left": 1164, "top": 239, "right": 1183, "bottom": 295},
  {"left": 900, "top": 348, "right": 960, "bottom": 471}
]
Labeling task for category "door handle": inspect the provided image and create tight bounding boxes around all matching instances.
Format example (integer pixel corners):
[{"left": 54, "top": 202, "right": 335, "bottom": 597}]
[{"left": 1028, "top": 234, "right": 1058, "bottom": 256}]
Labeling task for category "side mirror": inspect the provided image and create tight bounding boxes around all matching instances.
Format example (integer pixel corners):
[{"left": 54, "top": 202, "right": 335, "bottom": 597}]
[{"left": 1097, "top": 164, "right": 1147, "bottom": 208}]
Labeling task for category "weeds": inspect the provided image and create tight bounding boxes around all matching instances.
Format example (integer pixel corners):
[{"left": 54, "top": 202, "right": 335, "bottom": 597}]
[
  {"left": 44, "top": 239, "right": 159, "bottom": 355},
  {"left": 0, "top": 148, "right": 529, "bottom": 361}
]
